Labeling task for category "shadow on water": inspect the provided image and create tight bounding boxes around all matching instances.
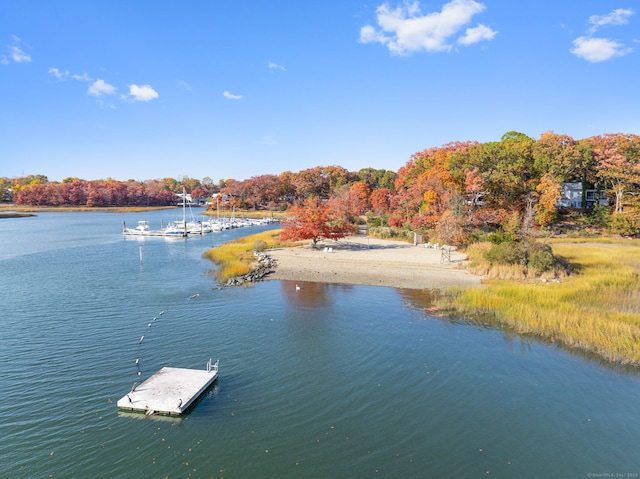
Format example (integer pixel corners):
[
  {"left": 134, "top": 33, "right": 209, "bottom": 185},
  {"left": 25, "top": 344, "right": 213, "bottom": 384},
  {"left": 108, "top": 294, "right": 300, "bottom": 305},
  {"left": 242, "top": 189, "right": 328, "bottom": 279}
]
[
  {"left": 397, "top": 287, "right": 640, "bottom": 376},
  {"left": 278, "top": 279, "right": 356, "bottom": 308}
]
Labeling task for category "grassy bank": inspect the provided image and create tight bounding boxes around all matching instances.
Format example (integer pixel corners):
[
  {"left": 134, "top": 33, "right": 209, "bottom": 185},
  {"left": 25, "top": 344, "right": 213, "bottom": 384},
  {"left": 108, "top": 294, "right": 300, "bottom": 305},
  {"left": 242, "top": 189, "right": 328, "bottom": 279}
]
[
  {"left": 203, "top": 229, "right": 297, "bottom": 282},
  {"left": 442, "top": 238, "right": 640, "bottom": 366}
]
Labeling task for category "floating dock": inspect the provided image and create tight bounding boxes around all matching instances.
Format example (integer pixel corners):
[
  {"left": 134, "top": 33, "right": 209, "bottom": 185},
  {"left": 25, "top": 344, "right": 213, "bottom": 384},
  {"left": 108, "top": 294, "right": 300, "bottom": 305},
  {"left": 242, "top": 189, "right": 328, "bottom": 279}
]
[{"left": 117, "top": 359, "right": 219, "bottom": 416}]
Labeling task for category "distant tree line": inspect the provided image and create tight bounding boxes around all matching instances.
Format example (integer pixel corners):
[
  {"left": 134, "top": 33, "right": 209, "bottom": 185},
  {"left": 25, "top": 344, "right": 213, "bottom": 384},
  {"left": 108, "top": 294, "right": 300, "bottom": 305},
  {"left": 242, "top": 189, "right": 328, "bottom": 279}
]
[{"left": 4, "top": 131, "right": 640, "bottom": 240}]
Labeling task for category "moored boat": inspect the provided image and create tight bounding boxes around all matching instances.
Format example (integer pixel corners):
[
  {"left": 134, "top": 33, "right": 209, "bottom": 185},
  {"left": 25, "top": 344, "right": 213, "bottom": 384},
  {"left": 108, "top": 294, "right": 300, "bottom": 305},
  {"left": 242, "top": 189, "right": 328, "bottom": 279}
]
[{"left": 123, "top": 220, "right": 152, "bottom": 235}]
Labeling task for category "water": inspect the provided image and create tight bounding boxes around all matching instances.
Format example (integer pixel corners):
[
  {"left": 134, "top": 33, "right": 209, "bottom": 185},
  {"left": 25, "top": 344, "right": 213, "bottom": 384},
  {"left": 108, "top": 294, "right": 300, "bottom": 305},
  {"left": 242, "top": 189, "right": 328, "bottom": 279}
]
[{"left": 1, "top": 210, "right": 640, "bottom": 478}]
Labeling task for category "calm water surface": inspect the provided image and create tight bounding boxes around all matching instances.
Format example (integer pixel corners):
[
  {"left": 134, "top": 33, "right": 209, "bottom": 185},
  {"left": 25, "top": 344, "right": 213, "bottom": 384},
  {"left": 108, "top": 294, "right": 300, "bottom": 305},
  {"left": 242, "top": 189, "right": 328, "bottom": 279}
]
[{"left": 1, "top": 210, "right": 639, "bottom": 478}]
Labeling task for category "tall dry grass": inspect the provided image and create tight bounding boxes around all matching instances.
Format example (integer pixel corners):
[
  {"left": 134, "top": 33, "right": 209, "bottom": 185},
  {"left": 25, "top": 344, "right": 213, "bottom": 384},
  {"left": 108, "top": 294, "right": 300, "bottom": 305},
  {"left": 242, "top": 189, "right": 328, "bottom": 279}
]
[
  {"left": 443, "top": 238, "right": 640, "bottom": 366},
  {"left": 203, "top": 229, "right": 297, "bottom": 282}
]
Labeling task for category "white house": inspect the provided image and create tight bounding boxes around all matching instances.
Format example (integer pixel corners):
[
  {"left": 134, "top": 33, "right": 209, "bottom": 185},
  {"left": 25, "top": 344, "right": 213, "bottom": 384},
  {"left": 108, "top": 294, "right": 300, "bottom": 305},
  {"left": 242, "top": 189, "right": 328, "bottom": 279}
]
[{"left": 556, "top": 182, "right": 608, "bottom": 209}]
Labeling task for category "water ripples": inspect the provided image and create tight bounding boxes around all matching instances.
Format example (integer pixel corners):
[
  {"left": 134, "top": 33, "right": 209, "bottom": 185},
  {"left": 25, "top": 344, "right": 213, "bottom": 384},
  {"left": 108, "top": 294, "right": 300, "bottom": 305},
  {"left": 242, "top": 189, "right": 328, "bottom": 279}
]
[{"left": 2, "top": 212, "right": 640, "bottom": 477}]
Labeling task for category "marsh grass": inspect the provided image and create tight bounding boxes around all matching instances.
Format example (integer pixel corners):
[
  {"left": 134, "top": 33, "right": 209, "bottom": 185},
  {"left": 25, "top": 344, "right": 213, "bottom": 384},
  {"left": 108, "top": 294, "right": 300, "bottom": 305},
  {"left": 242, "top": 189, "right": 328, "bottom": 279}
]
[
  {"left": 203, "top": 229, "right": 298, "bottom": 282},
  {"left": 443, "top": 238, "right": 640, "bottom": 365},
  {"left": 464, "top": 241, "right": 569, "bottom": 280}
]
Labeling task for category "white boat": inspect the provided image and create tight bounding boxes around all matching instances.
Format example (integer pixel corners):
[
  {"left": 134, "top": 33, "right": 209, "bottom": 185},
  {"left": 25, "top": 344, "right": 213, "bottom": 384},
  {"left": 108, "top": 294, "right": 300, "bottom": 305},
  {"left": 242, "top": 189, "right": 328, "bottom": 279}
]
[
  {"left": 161, "top": 188, "right": 189, "bottom": 237},
  {"left": 123, "top": 220, "right": 152, "bottom": 236},
  {"left": 163, "top": 223, "right": 188, "bottom": 237},
  {"left": 165, "top": 189, "right": 212, "bottom": 235},
  {"left": 205, "top": 219, "right": 224, "bottom": 232}
]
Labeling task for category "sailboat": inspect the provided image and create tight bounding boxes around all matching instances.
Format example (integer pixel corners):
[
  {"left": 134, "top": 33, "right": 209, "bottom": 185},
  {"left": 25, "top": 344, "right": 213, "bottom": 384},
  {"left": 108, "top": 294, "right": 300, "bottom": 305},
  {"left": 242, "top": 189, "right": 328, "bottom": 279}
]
[
  {"left": 204, "top": 195, "right": 224, "bottom": 231},
  {"left": 162, "top": 189, "right": 189, "bottom": 237},
  {"left": 169, "top": 191, "right": 211, "bottom": 234}
]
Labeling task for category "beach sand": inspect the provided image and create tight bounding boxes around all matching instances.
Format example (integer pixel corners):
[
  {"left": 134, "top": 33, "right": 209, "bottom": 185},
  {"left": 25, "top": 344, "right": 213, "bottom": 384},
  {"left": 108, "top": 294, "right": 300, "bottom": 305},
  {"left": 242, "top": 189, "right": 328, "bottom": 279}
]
[{"left": 266, "top": 235, "right": 483, "bottom": 290}]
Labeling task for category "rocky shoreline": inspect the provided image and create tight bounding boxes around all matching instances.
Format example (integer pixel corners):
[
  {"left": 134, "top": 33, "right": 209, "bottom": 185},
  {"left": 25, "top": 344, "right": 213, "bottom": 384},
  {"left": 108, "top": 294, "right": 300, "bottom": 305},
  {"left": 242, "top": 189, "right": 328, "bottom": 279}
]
[{"left": 224, "top": 252, "right": 278, "bottom": 286}]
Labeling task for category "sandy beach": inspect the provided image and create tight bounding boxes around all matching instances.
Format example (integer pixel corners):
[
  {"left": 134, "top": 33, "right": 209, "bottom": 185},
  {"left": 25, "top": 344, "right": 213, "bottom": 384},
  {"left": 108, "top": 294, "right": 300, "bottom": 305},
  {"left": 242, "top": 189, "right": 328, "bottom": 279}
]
[{"left": 266, "top": 235, "right": 483, "bottom": 290}]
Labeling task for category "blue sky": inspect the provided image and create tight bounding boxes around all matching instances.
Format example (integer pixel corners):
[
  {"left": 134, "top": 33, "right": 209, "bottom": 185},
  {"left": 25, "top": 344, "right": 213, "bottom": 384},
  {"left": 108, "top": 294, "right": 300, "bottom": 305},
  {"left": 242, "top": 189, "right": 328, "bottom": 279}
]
[{"left": 1, "top": 1, "right": 638, "bottom": 183}]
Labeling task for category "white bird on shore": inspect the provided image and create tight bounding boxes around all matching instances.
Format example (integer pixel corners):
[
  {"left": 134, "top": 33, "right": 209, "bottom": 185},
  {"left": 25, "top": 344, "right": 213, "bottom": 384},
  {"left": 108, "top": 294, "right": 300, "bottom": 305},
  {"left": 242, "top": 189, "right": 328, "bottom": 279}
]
[{"left": 295, "top": 284, "right": 301, "bottom": 291}]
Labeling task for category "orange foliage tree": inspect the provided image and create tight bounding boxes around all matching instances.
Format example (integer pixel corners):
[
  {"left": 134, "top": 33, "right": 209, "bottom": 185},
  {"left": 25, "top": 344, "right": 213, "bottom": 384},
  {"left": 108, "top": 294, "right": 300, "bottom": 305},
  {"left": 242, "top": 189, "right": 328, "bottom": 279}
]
[
  {"left": 280, "top": 197, "right": 355, "bottom": 246},
  {"left": 534, "top": 173, "right": 562, "bottom": 227},
  {"left": 391, "top": 142, "right": 470, "bottom": 230},
  {"left": 370, "top": 188, "right": 392, "bottom": 214}
]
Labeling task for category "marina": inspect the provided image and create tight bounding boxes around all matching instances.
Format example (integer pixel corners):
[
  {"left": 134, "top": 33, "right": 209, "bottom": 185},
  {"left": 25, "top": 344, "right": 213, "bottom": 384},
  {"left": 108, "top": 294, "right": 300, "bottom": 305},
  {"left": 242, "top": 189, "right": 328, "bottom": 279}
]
[
  {"left": 122, "top": 188, "right": 279, "bottom": 237},
  {"left": 122, "top": 216, "right": 278, "bottom": 236},
  {"left": 117, "top": 359, "right": 219, "bottom": 416}
]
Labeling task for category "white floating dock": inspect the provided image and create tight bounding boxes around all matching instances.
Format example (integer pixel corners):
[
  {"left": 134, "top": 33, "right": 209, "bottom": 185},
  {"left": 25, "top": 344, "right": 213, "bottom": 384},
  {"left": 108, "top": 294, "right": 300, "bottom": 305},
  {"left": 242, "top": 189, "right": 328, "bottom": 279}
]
[{"left": 117, "top": 359, "right": 218, "bottom": 416}]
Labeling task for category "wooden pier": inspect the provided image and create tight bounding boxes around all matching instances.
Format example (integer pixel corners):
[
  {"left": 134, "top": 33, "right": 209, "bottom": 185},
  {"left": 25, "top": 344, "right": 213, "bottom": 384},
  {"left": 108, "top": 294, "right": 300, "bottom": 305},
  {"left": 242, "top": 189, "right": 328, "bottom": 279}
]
[{"left": 117, "top": 359, "right": 219, "bottom": 416}]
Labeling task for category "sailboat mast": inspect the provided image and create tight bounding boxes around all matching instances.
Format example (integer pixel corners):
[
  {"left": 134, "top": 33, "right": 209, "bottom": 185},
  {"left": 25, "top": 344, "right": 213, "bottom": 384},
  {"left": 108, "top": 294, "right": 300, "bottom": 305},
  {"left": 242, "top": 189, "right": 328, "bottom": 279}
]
[{"left": 183, "top": 187, "right": 187, "bottom": 236}]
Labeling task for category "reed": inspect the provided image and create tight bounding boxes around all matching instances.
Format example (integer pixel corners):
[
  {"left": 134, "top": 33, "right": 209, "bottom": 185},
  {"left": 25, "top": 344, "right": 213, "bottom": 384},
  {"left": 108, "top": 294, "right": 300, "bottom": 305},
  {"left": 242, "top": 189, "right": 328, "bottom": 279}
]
[
  {"left": 203, "top": 229, "right": 297, "bottom": 282},
  {"left": 442, "top": 238, "right": 640, "bottom": 366}
]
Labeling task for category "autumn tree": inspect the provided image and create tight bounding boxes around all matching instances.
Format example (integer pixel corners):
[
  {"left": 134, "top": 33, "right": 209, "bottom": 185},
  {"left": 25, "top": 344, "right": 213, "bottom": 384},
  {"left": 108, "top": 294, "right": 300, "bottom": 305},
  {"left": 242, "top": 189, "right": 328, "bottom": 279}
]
[
  {"left": 322, "top": 165, "right": 353, "bottom": 193},
  {"left": 278, "top": 171, "right": 297, "bottom": 204},
  {"left": 280, "top": 197, "right": 355, "bottom": 246},
  {"left": 347, "top": 181, "right": 372, "bottom": 215},
  {"left": 587, "top": 133, "right": 640, "bottom": 214},
  {"left": 179, "top": 175, "right": 201, "bottom": 193},
  {"left": 391, "top": 142, "right": 469, "bottom": 230},
  {"left": 532, "top": 131, "right": 598, "bottom": 210},
  {"left": 219, "top": 179, "right": 246, "bottom": 208},
  {"left": 534, "top": 173, "right": 562, "bottom": 227},
  {"left": 370, "top": 188, "right": 392, "bottom": 214},
  {"left": 242, "top": 174, "right": 284, "bottom": 210},
  {"left": 201, "top": 176, "right": 217, "bottom": 194},
  {"left": 291, "top": 167, "right": 330, "bottom": 200},
  {"left": 357, "top": 168, "right": 397, "bottom": 191}
]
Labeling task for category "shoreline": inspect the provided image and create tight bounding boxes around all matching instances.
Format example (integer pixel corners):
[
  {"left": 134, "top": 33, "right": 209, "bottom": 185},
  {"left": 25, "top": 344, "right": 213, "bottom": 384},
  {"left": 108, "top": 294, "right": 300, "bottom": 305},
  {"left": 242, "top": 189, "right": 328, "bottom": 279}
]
[{"left": 265, "top": 235, "right": 483, "bottom": 290}]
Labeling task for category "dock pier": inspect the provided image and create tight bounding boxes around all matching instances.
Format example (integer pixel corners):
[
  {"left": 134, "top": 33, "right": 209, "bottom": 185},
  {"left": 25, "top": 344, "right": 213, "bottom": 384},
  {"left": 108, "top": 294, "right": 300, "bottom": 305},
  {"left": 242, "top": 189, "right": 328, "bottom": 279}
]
[{"left": 117, "top": 359, "right": 219, "bottom": 416}]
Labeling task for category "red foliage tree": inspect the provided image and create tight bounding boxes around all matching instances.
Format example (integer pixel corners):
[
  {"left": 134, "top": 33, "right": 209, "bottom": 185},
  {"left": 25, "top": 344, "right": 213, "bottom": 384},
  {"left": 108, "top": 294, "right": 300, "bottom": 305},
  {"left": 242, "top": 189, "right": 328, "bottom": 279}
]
[
  {"left": 280, "top": 197, "right": 355, "bottom": 246},
  {"left": 370, "top": 188, "right": 392, "bottom": 214},
  {"left": 587, "top": 133, "right": 640, "bottom": 214}
]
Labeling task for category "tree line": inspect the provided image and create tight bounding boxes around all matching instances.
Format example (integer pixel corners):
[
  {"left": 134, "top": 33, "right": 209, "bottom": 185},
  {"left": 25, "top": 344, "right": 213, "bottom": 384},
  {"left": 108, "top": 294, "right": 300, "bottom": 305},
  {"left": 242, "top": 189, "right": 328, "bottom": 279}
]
[{"left": 4, "top": 130, "right": 640, "bottom": 241}]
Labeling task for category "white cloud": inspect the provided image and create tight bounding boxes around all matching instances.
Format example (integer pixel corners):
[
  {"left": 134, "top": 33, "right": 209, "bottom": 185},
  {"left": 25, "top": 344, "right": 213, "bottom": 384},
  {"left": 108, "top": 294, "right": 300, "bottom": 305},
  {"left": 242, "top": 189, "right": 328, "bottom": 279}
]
[
  {"left": 178, "top": 80, "right": 192, "bottom": 91},
  {"left": 2, "top": 36, "right": 31, "bottom": 64},
  {"left": 49, "top": 67, "right": 158, "bottom": 104},
  {"left": 570, "top": 36, "right": 632, "bottom": 62},
  {"left": 223, "top": 91, "right": 243, "bottom": 100},
  {"left": 128, "top": 84, "right": 159, "bottom": 102},
  {"left": 49, "top": 68, "right": 94, "bottom": 82},
  {"left": 571, "top": 8, "right": 635, "bottom": 62},
  {"left": 11, "top": 45, "right": 31, "bottom": 63},
  {"left": 268, "top": 62, "right": 286, "bottom": 71},
  {"left": 72, "top": 72, "right": 91, "bottom": 82},
  {"left": 457, "top": 23, "right": 497, "bottom": 45},
  {"left": 88, "top": 79, "right": 117, "bottom": 96},
  {"left": 48, "top": 67, "right": 69, "bottom": 80},
  {"left": 588, "top": 8, "right": 634, "bottom": 33},
  {"left": 359, "top": 0, "right": 497, "bottom": 55}
]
